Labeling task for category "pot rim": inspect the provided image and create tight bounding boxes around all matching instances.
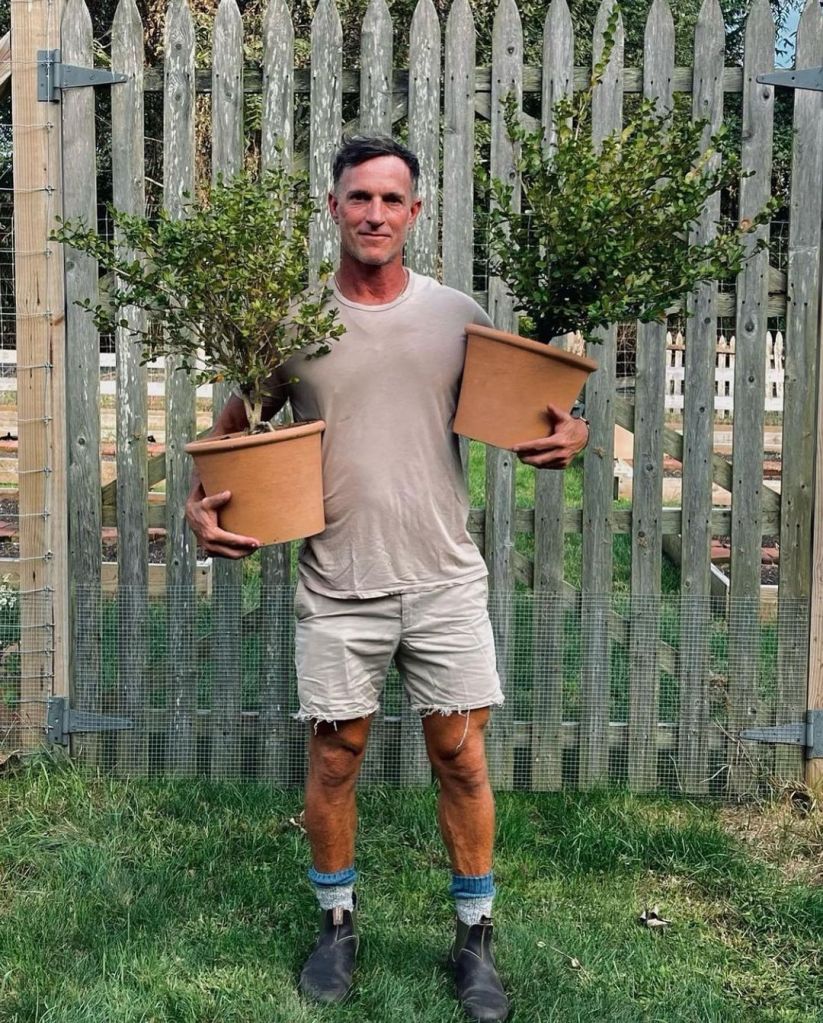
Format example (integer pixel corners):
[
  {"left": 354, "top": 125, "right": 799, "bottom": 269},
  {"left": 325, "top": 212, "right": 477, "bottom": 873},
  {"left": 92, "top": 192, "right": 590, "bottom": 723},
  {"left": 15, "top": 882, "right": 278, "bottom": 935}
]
[
  {"left": 465, "top": 323, "right": 599, "bottom": 372},
  {"left": 185, "top": 418, "right": 325, "bottom": 455}
]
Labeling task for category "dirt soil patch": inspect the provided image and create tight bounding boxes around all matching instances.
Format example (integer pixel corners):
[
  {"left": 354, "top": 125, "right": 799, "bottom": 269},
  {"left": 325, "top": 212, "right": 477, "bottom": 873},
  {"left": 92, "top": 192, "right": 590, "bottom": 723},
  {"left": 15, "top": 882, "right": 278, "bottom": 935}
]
[{"left": 0, "top": 494, "right": 204, "bottom": 564}]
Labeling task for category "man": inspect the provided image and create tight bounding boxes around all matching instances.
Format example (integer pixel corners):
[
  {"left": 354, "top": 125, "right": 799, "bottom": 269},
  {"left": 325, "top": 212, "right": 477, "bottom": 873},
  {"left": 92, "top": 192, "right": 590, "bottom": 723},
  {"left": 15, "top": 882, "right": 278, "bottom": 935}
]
[{"left": 185, "top": 136, "right": 589, "bottom": 1023}]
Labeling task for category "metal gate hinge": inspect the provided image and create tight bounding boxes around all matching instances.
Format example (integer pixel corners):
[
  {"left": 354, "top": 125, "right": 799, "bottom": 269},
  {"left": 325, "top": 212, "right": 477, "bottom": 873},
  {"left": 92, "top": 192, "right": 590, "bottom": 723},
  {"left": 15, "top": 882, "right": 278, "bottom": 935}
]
[
  {"left": 46, "top": 696, "right": 133, "bottom": 745},
  {"left": 37, "top": 50, "right": 127, "bottom": 103},
  {"left": 756, "top": 67, "right": 823, "bottom": 93},
  {"left": 739, "top": 709, "right": 822, "bottom": 760}
]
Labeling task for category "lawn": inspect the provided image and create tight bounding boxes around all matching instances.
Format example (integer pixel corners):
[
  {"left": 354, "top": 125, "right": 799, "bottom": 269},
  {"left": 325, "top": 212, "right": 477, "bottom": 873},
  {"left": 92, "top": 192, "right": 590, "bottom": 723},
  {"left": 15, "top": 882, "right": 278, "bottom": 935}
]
[{"left": 0, "top": 754, "right": 821, "bottom": 1022}]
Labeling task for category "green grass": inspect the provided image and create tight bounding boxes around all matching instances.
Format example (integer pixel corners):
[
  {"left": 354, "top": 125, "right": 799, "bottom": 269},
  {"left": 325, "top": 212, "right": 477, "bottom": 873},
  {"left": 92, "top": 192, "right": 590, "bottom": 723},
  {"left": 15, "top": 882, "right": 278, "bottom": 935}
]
[
  {"left": 0, "top": 755, "right": 821, "bottom": 1022},
  {"left": 466, "top": 442, "right": 682, "bottom": 595}
]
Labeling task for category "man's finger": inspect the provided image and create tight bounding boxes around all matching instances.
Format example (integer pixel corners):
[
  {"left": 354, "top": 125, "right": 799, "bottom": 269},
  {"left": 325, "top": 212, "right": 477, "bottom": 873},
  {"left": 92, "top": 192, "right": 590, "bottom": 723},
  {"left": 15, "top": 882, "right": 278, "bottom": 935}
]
[
  {"left": 208, "top": 527, "right": 261, "bottom": 550},
  {"left": 512, "top": 434, "right": 566, "bottom": 454},
  {"left": 201, "top": 490, "right": 232, "bottom": 510},
  {"left": 546, "top": 402, "right": 573, "bottom": 424},
  {"left": 206, "top": 542, "right": 256, "bottom": 559},
  {"left": 518, "top": 451, "right": 571, "bottom": 469}
]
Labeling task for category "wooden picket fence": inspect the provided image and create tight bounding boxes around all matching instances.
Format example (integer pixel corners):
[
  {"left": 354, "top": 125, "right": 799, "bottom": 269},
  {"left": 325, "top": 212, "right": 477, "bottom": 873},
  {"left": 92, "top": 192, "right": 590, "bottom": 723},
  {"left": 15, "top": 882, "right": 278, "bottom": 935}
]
[
  {"left": 0, "top": 330, "right": 790, "bottom": 413},
  {"left": 13, "top": 0, "right": 822, "bottom": 793}
]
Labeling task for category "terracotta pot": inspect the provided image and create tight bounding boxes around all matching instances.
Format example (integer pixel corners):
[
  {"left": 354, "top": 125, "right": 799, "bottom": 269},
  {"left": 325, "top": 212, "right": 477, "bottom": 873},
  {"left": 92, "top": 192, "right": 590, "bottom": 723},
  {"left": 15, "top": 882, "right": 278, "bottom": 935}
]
[
  {"left": 185, "top": 420, "right": 325, "bottom": 546},
  {"left": 454, "top": 323, "right": 598, "bottom": 449}
]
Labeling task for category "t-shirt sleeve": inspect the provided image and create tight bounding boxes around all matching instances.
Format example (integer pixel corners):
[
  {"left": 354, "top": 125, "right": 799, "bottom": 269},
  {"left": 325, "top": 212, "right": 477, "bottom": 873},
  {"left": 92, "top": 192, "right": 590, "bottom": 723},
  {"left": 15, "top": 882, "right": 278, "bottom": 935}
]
[{"left": 466, "top": 296, "right": 494, "bottom": 330}]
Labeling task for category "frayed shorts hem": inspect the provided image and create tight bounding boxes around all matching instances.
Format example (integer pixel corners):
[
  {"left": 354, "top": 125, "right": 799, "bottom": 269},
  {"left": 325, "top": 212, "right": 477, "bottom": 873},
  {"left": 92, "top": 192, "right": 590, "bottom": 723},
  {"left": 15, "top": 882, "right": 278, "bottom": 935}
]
[
  {"left": 413, "top": 695, "right": 505, "bottom": 717},
  {"left": 293, "top": 695, "right": 505, "bottom": 729},
  {"left": 293, "top": 703, "right": 381, "bottom": 729}
]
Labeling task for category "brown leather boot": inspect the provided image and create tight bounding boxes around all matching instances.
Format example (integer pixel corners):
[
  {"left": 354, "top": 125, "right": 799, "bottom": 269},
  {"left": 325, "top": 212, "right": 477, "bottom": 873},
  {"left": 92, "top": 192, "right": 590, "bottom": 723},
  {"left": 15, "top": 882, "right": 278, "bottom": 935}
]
[
  {"left": 450, "top": 917, "right": 510, "bottom": 1022},
  {"left": 298, "top": 902, "right": 359, "bottom": 1003}
]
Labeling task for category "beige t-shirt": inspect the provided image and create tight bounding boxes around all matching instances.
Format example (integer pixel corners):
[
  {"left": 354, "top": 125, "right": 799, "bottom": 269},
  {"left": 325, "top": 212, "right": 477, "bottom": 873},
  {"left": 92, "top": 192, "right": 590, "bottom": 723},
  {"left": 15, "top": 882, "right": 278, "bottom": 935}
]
[{"left": 278, "top": 271, "right": 493, "bottom": 598}]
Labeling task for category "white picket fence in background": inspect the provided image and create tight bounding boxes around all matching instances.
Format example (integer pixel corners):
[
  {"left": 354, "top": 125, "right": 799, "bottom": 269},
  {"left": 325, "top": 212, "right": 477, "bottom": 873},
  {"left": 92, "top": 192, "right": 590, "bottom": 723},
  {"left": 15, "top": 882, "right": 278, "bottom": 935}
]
[
  {"left": 0, "top": 332, "right": 789, "bottom": 414},
  {"left": 664, "top": 330, "right": 785, "bottom": 415},
  {"left": 0, "top": 350, "right": 214, "bottom": 399}
]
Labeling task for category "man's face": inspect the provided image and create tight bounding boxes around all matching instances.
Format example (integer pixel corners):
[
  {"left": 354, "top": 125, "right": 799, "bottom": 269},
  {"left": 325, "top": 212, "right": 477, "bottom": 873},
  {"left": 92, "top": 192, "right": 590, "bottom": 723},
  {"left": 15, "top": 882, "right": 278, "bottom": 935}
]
[{"left": 329, "top": 155, "right": 422, "bottom": 268}]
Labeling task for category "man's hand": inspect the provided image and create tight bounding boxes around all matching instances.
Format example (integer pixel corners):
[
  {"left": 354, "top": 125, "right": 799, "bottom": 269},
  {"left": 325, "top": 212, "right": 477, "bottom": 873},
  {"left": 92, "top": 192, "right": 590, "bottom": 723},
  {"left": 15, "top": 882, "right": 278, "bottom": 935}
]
[
  {"left": 511, "top": 404, "right": 589, "bottom": 469},
  {"left": 185, "top": 489, "right": 261, "bottom": 559}
]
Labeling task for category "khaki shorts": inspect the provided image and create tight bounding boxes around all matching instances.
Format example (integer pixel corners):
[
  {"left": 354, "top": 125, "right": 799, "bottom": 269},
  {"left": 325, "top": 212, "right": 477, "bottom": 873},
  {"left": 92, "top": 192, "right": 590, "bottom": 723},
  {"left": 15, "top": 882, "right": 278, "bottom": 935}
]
[{"left": 294, "top": 576, "right": 504, "bottom": 723}]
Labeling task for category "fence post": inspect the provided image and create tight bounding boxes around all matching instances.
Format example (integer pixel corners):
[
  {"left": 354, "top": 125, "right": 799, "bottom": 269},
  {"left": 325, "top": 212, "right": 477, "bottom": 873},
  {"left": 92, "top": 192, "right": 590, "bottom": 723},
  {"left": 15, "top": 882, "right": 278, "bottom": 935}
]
[
  {"left": 804, "top": 0, "right": 823, "bottom": 790},
  {"left": 809, "top": 205, "right": 823, "bottom": 790},
  {"left": 11, "top": 0, "right": 70, "bottom": 751},
  {"left": 62, "top": 0, "right": 102, "bottom": 766},
  {"left": 779, "top": 0, "right": 823, "bottom": 785}
]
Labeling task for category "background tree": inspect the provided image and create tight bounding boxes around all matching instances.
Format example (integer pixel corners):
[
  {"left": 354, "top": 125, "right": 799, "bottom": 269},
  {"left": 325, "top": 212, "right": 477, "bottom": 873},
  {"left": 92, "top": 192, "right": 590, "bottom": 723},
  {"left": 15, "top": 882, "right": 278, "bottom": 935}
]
[{"left": 0, "top": 1, "right": 801, "bottom": 243}]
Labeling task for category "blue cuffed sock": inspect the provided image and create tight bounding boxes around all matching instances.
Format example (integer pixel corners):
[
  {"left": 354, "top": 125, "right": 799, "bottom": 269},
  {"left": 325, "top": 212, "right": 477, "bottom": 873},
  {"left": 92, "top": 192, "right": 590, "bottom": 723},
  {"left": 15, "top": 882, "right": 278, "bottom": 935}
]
[
  {"left": 450, "top": 871, "right": 496, "bottom": 926},
  {"left": 308, "top": 865, "right": 357, "bottom": 912}
]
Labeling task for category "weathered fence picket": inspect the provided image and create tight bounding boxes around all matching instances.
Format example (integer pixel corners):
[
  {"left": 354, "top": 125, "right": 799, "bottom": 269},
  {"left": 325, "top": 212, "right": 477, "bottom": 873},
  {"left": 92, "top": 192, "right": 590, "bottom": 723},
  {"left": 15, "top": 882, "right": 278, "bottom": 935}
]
[
  {"left": 210, "top": 0, "right": 244, "bottom": 781},
  {"left": 442, "top": 0, "right": 474, "bottom": 308},
  {"left": 261, "top": 0, "right": 293, "bottom": 169},
  {"left": 485, "top": 0, "right": 522, "bottom": 791},
  {"left": 531, "top": 0, "right": 574, "bottom": 792},
  {"left": 111, "top": 0, "right": 148, "bottom": 775},
  {"left": 442, "top": 0, "right": 475, "bottom": 480},
  {"left": 777, "top": 0, "right": 823, "bottom": 779},
  {"left": 309, "top": 0, "right": 342, "bottom": 273},
  {"left": 163, "top": 0, "right": 197, "bottom": 776},
  {"left": 579, "top": 0, "right": 622, "bottom": 790},
  {"left": 727, "top": 0, "right": 775, "bottom": 796},
  {"left": 62, "top": 0, "right": 102, "bottom": 765},
  {"left": 258, "top": 0, "right": 295, "bottom": 786},
  {"left": 406, "top": 0, "right": 440, "bottom": 280},
  {"left": 677, "top": 0, "right": 724, "bottom": 796},
  {"left": 627, "top": 0, "right": 673, "bottom": 792},
  {"left": 360, "top": 0, "right": 393, "bottom": 135}
]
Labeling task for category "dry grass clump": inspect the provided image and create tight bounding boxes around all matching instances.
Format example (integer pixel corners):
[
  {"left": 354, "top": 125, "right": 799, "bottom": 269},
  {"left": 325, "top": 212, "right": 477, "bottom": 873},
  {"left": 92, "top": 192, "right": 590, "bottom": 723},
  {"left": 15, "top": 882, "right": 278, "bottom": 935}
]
[{"left": 717, "top": 781, "right": 822, "bottom": 885}]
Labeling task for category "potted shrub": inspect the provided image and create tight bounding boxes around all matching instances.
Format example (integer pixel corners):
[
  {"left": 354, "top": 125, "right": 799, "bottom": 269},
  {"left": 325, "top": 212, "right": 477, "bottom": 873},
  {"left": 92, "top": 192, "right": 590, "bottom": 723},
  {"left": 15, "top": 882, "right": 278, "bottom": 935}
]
[
  {"left": 455, "top": 12, "right": 777, "bottom": 450},
  {"left": 54, "top": 166, "right": 345, "bottom": 546}
]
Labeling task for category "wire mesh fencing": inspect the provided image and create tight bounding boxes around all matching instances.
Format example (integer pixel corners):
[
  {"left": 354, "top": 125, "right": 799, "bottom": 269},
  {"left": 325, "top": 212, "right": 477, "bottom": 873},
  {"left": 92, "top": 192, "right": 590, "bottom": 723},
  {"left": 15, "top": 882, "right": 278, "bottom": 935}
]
[
  {"left": 0, "top": 588, "right": 51, "bottom": 758},
  {"left": 42, "top": 585, "right": 810, "bottom": 799}
]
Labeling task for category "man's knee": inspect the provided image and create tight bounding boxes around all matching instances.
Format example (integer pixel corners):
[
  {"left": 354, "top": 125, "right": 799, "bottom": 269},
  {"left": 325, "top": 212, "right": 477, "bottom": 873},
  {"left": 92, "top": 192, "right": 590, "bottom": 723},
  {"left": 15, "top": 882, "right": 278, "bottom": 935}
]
[
  {"left": 425, "top": 710, "right": 491, "bottom": 794},
  {"left": 309, "top": 724, "right": 369, "bottom": 790}
]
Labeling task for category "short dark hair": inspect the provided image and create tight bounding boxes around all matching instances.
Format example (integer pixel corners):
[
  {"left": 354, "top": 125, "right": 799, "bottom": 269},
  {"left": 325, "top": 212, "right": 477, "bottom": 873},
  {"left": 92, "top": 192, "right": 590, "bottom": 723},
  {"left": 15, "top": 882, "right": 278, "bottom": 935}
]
[{"left": 332, "top": 135, "right": 420, "bottom": 193}]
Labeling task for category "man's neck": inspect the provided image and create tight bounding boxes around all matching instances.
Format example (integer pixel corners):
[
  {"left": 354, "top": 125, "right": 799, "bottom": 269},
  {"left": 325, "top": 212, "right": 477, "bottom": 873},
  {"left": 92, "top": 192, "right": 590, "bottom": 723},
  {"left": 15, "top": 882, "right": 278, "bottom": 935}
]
[{"left": 334, "top": 258, "right": 409, "bottom": 305}]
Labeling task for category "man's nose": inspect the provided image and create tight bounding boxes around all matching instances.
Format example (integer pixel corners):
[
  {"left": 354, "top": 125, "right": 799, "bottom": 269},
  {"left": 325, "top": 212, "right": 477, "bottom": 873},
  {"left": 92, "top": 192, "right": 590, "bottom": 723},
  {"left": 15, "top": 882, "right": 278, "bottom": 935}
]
[{"left": 365, "top": 199, "right": 385, "bottom": 224}]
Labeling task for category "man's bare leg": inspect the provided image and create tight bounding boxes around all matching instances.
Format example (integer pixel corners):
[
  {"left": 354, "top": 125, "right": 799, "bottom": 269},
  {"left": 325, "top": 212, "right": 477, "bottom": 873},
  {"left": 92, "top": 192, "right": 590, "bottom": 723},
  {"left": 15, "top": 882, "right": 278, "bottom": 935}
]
[
  {"left": 423, "top": 706, "right": 509, "bottom": 1022},
  {"left": 304, "top": 714, "right": 373, "bottom": 872},
  {"left": 422, "top": 707, "right": 494, "bottom": 875},
  {"left": 300, "top": 714, "right": 372, "bottom": 1004}
]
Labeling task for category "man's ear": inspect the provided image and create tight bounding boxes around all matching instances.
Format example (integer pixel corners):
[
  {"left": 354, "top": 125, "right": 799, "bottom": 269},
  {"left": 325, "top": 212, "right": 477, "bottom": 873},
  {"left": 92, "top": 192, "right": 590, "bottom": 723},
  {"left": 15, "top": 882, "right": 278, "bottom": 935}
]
[
  {"left": 328, "top": 190, "right": 339, "bottom": 223},
  {"left": 408, "top": 196, "right": 423, "bottom": 227}
]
